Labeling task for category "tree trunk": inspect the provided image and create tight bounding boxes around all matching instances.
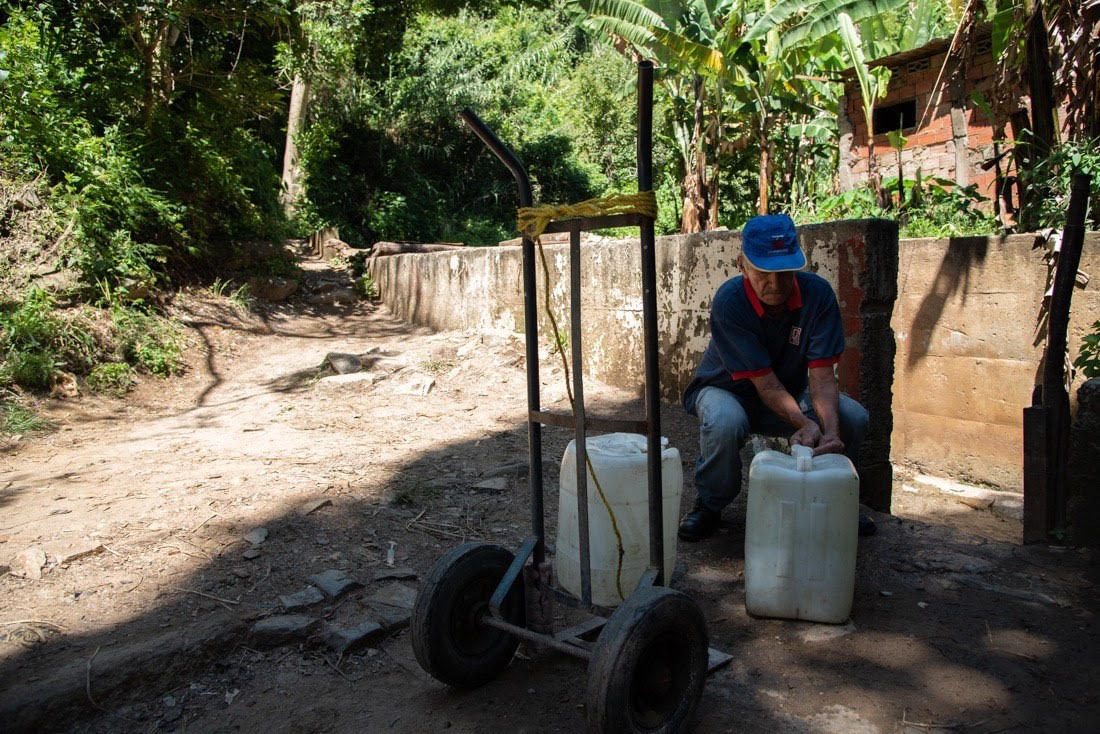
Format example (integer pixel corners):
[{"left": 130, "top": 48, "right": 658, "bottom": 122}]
[
  {"left": 680, "top": 76, "right": 709, "bottom": 233},
  {"left": 757, "top": 140, "right": 770, "bottom": 214},
  {"left": 1019, "top": 4, "right": 1060, "bottom": 230},
  {"left": 707, "top": 165, "right": 720, "bottom": 229},
  {"left": 1025, "top": 5, "right": 1058, "bottom": 160},
  {"left": 280, "top": 74, "right": 311, "bottom": 215}
]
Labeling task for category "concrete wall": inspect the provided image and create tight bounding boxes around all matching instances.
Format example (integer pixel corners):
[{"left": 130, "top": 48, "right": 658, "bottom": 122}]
[
  {"left": 369, "top": 219, "right": 899, "bottom": 510},
  {"left": 891, "top": 232, "right": 1100, "bottom": 489}
]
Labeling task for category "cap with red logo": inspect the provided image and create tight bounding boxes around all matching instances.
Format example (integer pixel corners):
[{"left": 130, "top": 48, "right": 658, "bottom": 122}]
[{"left": 740, "top": 214, "right": 806, "bottom": 272}]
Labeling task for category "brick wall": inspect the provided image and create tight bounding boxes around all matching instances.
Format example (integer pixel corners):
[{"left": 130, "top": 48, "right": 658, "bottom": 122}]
[{"left": 841, "top": 43, "right": 1018, "bottom": 210}]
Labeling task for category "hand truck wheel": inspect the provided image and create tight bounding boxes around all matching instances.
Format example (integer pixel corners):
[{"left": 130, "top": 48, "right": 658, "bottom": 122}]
[
  {"left": 586, "top": 586, "right": 708, "bottom": 733},
  {"left": 411, "top": 542, "right": 525, "bottom": 688}
]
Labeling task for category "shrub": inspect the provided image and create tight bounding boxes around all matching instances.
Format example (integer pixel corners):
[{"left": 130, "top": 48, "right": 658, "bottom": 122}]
[
  {"left": 0, "top": 289, "right": 102, "bottom": 388},
  {"left": 87, "top": 362, "right": 136, "bottom": 395},
  {"left": 110, "top": 307, "right": 185, "bottom": 377},
  {"left": 1075, "top": 320, "right": 1100, "bottom": 380},
  {"left": 0, "top": 389, "right": 51, "bottom": 435},
  {"left": 795, "top": 175, "right": 998, "bottom": 238},
  {"left": 1019, "top": 137, "right": 1100, "bottom": 231},
  {"left": 354, "top": 274, "right": 379, "bottom": 300}
]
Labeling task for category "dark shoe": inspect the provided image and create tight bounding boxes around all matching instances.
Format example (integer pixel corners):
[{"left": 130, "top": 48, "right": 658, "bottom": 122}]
[
  {"left": 858, "top": 513, "right": 877, "bottom": 537},
  {"left": 678, "top": 501, "right": 721, "bottom": 542}
]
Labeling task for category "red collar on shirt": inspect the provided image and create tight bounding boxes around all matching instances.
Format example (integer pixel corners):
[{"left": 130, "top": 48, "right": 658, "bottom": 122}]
[{"left": 743, "top": 275, "right": 803, "bottom": 317}]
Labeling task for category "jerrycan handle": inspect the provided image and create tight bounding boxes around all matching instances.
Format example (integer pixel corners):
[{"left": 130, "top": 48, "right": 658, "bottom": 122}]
[{"left": 791, "top": 444, "right": 813, "bottom": 472}]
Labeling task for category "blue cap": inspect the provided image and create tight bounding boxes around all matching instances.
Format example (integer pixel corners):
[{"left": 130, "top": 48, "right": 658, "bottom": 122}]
[{"left": 740, "top": 214, "right": 805, "bottom": 272}]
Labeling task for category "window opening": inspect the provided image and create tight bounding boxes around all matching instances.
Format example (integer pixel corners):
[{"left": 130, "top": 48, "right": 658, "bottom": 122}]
[{"left": 873, "top": 100, "right": 917, "bottom": 135}]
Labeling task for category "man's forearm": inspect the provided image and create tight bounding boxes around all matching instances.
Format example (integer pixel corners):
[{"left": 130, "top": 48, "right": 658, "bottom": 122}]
[
  {"left": 750, "top": 372, "right": 808, "bottom": 428},
  {"left": 809, "top": 366, "right": 840, "bottom": 438}
]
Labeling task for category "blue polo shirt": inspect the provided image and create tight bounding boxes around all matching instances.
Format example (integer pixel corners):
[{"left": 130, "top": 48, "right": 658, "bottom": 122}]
[{"left": 683, "top": 271, "right": 845, "bottom": 414}]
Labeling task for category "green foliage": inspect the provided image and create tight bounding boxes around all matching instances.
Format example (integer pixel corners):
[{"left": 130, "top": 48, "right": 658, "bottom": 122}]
[
  {"left": 295, "top": 5, "right": 599, "bottom": 247},
  {"left": 0, "top": 289, "right": 101, "bottom": 389},
  {"left": 794, "top": 176, "right": 999, "bottom": 237},
  {"left": 229, "top": 283, "right": 255, "bottom": 311},
  {"left": 0, "top": 3, "right": 290, "bottom": 292},
  {"left": 354, "top": 274, "right": 379, "bottom": 300},
  {"left": 110, "top": 307, "right": 185, "bottom": 378},
  {"left": 87, "top": 362, "right": 137, "bottom": 396},
  {"left": 210, "top": 278, "right": 254, "bottom": 310},
  {"left": 0, "top": 288, "right": 186, "bottom": 398},
  {"left": 0, "top": 390, "right": 51, "bottom": 436},
  {"left": 1075, "top": 321, "right": 1100, "bottom": 380},
  {"left": 1018, "top": 137, "right": 1100, "bottom": 231}
]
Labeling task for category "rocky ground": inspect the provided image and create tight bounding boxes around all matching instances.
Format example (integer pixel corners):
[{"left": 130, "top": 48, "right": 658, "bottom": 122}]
[{"left": 0, "top": 254, "right": 1097, "bottom": 733}]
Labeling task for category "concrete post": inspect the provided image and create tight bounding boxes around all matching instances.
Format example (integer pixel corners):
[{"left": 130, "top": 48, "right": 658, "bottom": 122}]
[{"left": 800, "top": 219, "right": 900, "bottom": 512}]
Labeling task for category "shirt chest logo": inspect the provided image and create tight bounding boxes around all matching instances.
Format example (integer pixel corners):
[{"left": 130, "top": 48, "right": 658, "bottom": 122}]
[{"left": 789, "top": 327, "right": 802, "bottom": 346}]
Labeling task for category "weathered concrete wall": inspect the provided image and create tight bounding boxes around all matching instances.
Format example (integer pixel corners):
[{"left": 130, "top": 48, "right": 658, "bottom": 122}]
[
  {"left": 369, "top": 219, "right": 899, "bottom": 510},
  {"left": 891, "top": 233, "right": 1100, "bottom": 489}
]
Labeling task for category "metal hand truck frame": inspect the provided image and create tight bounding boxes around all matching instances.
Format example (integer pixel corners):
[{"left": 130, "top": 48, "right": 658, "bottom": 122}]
[{"left": 410, "top": 60, "right": 729, "bottom": 733}]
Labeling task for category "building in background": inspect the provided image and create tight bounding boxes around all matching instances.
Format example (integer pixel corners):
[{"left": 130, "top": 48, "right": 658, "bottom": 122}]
[{"left": 837, "top": 27, "right": 1055, "bottom": 224}]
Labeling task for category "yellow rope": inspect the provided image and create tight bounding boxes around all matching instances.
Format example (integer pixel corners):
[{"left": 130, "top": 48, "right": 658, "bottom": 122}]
[
  {"left": 524, "top": 190, "right": 657, "bottom": 601},
  {"left": 517, "top": 190, "right": 657, "bottom": 241}
]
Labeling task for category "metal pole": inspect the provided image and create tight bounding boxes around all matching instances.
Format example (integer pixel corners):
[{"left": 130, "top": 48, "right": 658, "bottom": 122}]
[
  {"left": 636, "top": 60, "right": 664, "bottom": 584},
  {"left": 458, "top": 109, "right": 545, "bottom": 562},
  {"left": 570, "top": 223, "right": 592, "bottom": 606}
]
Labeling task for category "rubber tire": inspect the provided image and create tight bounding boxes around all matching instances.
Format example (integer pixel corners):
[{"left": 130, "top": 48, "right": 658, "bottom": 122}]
[
  {"left": 410, "top": 542, "right": 524, "bottom": 688},
  {"left": 586, "top": 587, "right": 708, "bottom": 734}
]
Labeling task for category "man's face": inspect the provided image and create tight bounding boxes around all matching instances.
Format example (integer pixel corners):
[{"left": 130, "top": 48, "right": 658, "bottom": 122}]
[{"left": 739, "top": 256, "right": 795, "bottom": 307}]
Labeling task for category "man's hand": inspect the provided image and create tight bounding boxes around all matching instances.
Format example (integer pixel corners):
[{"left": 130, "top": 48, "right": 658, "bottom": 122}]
[
  {"left": 813, "top": 434, "right": 845, "bottom": 456},
  {"left": 789, "top": 420, "right": 823, "bottom": 449},
  {"left": 790, "top": 423, "right": 845, "bottom": 456}
]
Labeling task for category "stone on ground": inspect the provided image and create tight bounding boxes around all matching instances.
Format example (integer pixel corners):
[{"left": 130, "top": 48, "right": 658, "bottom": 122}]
[
  {"left": 250, "top": 615, "right": 320, "bottom": 648},
  {"left": 279, "top": 586, "right": 325, "bottom": 611},
  {"left": 308, "top": 569, "right": 362, "bottom": 599},
  {"left": 324, "top": 353, "right": 362, "bottom": 375},
  {"left": 316, "top": 620, "right": 384, "bottom": 655},
  {"left": 248, "top": 276, "right": 297, "bottom": 301},
  {"left": 10, "top": 547, "right": 47, "bottom": 579}
]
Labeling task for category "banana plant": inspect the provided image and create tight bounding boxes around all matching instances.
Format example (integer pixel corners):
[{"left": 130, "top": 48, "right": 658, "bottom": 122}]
[
  {"left": 744, "top": 0, "right": 913, "bottom": 51},
  {"left": 838, "top": 10, "right": 891, "bottom": 201}
]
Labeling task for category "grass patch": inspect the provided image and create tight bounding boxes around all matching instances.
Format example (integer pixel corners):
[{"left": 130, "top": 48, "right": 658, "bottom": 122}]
[
  {"left": 87, "top": 362, "right": 137, "bottom": 396},
  {"left": 111, "top": 307, "right": 185, "bottom": 377},
  {"left": 420, "top": 359, "right": 455, "bottom": 375},
  {"left": 1, "top": 286, "right": 187, "bottom": 402},
  {"left": 0, "top": 391, "right": 51, "bottom": 436},
  {"left": 210, "top": 277, "right": 254, "bottom": 311},
  {"left": 0, "top": 289, "right": 103, "bottom": 389},
  {"left": 354, "top": 274, "right": 378, "bottom": 300}
]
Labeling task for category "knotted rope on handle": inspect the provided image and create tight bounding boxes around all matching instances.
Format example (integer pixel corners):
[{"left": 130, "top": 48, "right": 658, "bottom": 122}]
[{"left": 517, "top": 190, "right": 657, "bottom": 241}]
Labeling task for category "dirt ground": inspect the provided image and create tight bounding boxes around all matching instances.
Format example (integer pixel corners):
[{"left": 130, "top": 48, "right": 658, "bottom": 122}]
[{"left": 1, "top": 256, "right": 1097, "bottom": 733}]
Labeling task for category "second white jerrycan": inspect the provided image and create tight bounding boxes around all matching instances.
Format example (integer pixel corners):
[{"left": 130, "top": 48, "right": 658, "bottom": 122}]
[{"left": 744, "top": 444, "right": 859, "bottom": 624}]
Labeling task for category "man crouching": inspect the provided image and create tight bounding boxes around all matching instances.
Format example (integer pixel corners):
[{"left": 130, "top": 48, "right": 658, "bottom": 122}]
[{"left": 677, "top": 213, "right": 873, "bottom": 542}]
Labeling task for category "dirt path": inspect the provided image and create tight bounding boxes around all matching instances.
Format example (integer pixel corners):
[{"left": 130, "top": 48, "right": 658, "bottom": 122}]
[{"left": 1, "top": 256, "right": 1097, "bottom": 733}]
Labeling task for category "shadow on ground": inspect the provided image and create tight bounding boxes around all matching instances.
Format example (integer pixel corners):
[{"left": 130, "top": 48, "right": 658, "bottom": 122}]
[{"left": 1, "top": 393, "right": 1097, "bottom": 733}]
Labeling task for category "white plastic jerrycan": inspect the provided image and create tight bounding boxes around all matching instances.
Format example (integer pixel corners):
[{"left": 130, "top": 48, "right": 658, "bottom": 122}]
[
  {"left": 555, "top": 433, "right": 683, "bottom": 607},
  {"left": 744, "top": 444, "right": 859, "bottom": 624}
]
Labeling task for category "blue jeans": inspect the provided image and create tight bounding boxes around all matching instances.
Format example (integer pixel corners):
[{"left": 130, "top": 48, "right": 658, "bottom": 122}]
[{"left": 691, "top": 385, "right": 869, "bottom": 512}]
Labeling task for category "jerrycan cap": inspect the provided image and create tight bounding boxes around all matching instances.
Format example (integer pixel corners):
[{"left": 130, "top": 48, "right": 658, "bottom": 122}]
[
  {"left": 791, "top": 444, "right": 813, "bottom": 472},
  {"left": 585, "top": 432, "right": 670, "bottom": 457}
]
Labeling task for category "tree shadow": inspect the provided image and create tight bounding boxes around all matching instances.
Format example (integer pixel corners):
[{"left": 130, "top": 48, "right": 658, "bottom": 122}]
[
  {"left": 1, "top": 390, "right": 1097, "bottom": 733},
  {"left": 905, "top": 235, "right": 994, "bottom": 368}
]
